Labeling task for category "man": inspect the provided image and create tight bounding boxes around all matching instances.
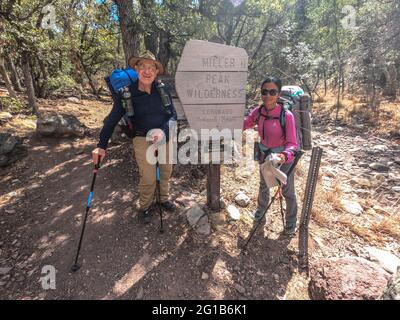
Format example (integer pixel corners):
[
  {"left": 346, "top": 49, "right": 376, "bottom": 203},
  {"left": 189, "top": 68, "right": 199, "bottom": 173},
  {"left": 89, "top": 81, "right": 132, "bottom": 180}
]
[{"left": 92, "top": 51, "right": 177, "bottom": 223}]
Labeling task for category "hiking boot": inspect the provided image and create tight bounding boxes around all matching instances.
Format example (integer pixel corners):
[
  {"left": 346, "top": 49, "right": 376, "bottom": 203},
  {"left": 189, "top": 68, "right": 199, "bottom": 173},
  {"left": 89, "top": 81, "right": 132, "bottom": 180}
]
[
  {"left": 160, "top": 201, "right": 176, "bottom": 212},
  {"left": 251, "top": 208, "right": 264, "bottom": 221},
  {"left": 284, "top": 223, "right": 296, "bottom": 236},
  {"left": 140, "top": 209, "right": 151, "bottom": 224}
]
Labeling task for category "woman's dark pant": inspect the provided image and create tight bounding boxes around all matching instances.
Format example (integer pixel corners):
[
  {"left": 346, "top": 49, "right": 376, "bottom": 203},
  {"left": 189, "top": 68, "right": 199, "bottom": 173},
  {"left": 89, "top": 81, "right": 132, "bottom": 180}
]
[{"left": 257, "top": 162, "right": 298, "bottom": 227}]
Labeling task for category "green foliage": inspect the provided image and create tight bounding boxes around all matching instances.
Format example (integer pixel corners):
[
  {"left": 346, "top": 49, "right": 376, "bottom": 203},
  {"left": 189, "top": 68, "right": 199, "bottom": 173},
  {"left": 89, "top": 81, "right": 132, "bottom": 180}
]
[
  {"left": 47, "top": 73, "right": 77, "bottom": 94},
  {"left": 0, "top": 97, "right": 26, "bottom": 114},
  {"left": 0, "top": 0, "right": 398, "bottom": 107}
]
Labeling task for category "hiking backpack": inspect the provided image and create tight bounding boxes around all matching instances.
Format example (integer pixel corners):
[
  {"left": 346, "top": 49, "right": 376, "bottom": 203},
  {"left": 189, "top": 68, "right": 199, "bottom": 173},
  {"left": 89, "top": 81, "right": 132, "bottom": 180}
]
[{"left": 104, "top": 67, "right": 138, "bottom": 139}]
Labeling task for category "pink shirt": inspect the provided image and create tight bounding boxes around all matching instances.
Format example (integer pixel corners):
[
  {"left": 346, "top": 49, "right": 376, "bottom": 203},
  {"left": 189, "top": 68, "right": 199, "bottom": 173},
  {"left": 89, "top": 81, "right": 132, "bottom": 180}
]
[{"left": 243, "top": 104, "right": 298, "bottom": 163}]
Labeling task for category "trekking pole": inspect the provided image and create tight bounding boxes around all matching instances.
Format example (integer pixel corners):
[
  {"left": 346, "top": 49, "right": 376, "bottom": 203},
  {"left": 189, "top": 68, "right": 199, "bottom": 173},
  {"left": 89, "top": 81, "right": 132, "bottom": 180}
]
[
  {"left": 244, "top": 150, "right": 304, "bottom": 250},
  {"left": 71, "top": 155, "right": 101, "bottom": 273},
  {"left": 278, "top": 186, "right": 285, "bottom": 229},
  {"left": 155, "top": 150, "right": 164, "bottom": 233}
]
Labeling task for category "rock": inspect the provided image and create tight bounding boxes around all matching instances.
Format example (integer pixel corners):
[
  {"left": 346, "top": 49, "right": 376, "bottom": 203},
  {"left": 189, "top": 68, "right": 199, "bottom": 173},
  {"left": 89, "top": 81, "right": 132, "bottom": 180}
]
[
  {"left": 350, "top": 178, "right": 371, "bottom": 188},
  {"left": 234, "top": 192, "right": 250, "bottom": 207},
  {"left": 67, "top": 97, "right": 81, "bottom": 104},
  {"left": 319, "top": 141, "right": 332, "bottom": 147},
  {"left": 227, "top": 205, "right": 240, "bottom": 221},
  {"left": 0, "top": 133, "right": 27, "bottom": 167},
  {"left": 380, "top": 268, "right": 400, "bottom": 300},
  {"left": 374, "top": 173, "right": 387, "bottom": 182},
  {"left": 309, "top": 257, "right": 390, "bottom": 300},
  {"left": 330, "top": 158, "right": 344, "bottom": 164},
  {"left": 186, "top": 205, "right": 205, "bottom": 227},
  {"left": 358, "top": 162, "right": 369, "bottom": 168},
  {"left": 136, "top": 286, "right": 144, "bottom": 300},
  {"left": 196, "top": 215, "right": 211, "bottom": 235},
  {"left": 372, "top": 145, "right": 389, "bottom": 152},
  {"left": 0, "top": 267, "right": 12, "bottom": 275},
  {"left": 366, "top": 247, "right": 400, "bottom": 274},
  {"left": 201, "top": 272, "right": 209, "bottom": 280},
  {"left": 392, "top": 186, "right": 400, "bottom": 193},
  {"left": 0, "top": 111, "right": 12, "bottom": 124},
  {"left": 326, "top": 149, "right": 340, "bottom": 158},
  {"left": 369, "top": 163, "right": 390, "bottom": 173},
  {"left": 323, "top": 167, "right": 337, "bottom": 178},
  {"left": 355, "top": 189, "right": 370, "bottom": 197},
  {"left": 234, "top": 284, "right": 246, "bottom": 294},
  {"left": 36, "top": 114, "right": 88, "bottom": 138},
  {"left": 373, "top": 205, "right": 390, "bottom": 215},
  {"left": 220, "top": 199, "right": 227, "bottom": 209},
  {"left": 75, "top": 149, "right": 84, "bottom": 155},
  {"left": 341, "top": 199, "right": 363, "bottom": 215},
  {"left": 209, "top": 212, "right": 226, "bottom": 227},
  {"left": 394, "top": 158, "right": 400, "bottom": 166},
  {"left": 5, "top": 209, "right": 16, "bottom": 214}
]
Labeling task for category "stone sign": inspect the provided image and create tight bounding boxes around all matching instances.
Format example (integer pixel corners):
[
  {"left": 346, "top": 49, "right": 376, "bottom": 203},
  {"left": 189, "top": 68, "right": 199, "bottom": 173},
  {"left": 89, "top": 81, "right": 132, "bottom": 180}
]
[{"left": 175, "top": 40, "right": 248, "bottom": 134}]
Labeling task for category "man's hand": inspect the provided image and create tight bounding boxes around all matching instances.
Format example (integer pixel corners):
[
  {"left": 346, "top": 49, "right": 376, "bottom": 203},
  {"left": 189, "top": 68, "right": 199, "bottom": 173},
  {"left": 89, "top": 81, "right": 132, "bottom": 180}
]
[
  {"left": 148, "top": 128, "right": 165, "bottom": 144},
  {"left": 92, "top": 148, "right": 106, "bottom": 165}
]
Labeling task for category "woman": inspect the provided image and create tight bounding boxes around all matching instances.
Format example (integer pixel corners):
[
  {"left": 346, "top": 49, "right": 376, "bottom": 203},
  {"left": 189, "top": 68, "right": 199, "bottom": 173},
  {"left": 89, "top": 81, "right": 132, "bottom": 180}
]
[{"left": 243, "top": 76, "right": 299, "bottom": 235}]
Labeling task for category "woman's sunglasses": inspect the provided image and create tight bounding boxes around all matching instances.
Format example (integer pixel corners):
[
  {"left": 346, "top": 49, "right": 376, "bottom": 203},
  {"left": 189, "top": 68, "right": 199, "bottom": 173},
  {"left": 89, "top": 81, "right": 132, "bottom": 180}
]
[{"left": 261, "top": 89, "right": 279, "bottom": 96}]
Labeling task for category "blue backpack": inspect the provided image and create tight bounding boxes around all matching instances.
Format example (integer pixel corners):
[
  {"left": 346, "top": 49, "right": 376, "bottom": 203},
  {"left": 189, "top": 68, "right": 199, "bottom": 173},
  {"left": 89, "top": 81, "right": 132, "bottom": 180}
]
[
  {"left": 105, "top": 67, "right": 138, "bottom": 98},
  {"left": 104, "top": 68, "right": 138, "bottom": 138}
]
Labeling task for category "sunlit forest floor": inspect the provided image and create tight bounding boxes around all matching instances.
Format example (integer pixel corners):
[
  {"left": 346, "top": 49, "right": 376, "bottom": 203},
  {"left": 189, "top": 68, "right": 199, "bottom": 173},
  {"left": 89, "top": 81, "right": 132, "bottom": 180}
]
[{"left": 0, "top": 88, "right": 399, "bottom": 299}]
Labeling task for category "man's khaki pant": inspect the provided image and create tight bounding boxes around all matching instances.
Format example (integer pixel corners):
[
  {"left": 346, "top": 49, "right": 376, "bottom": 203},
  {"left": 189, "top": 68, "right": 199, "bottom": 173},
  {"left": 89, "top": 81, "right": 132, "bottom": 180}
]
[{"left": 133, "top": 137, "right": 172, "bottom": 210}]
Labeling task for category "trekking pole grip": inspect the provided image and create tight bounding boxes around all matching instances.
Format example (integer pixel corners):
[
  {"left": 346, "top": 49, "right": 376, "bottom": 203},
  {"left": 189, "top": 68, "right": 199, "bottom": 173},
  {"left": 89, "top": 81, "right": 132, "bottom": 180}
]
[{"left": 94, "top": 154, "right": 101, "bottom": 171}]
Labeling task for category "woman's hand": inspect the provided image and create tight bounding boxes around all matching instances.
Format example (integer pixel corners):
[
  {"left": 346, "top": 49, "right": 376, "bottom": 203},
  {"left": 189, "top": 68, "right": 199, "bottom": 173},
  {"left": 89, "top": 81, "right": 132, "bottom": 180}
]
[
  {"left": 277, "top": 153, "right": 286, "bottom": 164},
  {"left": 92, "top": 148, "right": 106, "bottom": 165}
]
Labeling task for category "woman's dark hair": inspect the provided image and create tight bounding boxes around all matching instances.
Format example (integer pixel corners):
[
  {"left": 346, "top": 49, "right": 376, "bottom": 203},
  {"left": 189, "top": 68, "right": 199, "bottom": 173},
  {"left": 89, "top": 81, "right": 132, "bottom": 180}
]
[{"left": 261, "top": 76, "right": 282, "bottom": 92}]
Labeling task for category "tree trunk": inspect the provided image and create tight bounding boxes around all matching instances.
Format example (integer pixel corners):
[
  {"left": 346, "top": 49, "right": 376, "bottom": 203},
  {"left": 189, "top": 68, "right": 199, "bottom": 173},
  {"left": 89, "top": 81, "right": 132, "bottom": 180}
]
[
  {"left": 158, "top": 30, "right": 170, "bottom": 74},
  {"left": 115, "top": 0, "right": 139, "bottom": 66},
  {"left": 5, "top": 55, "right": 23, "bottom": 92},
  {"left": 0, "top": 55, "right": 18, "bottom": 99},
  {"left": 333, "top": 0, "right": 342, "bottom": 122},
  {"left": 144, "top": 31, "right": 159, "bottom": 56},
  {"left": 81, "top": 60, "right": 98, "bottom": 96},
  {"left": 21, "top": 54, "right": 38, "bottom": 115},
  {"left": 37, "top": 57, "right": 49, "bottom": 98},
  {"left": 117, "top": 35, "right": 121, "bottom": 55},
  {"left": 295, "top": 0, "right": 308, "bottom": 37},
  {"left": 58, "top": 49, "right": 63, "bottom": 72},
  {"left": 383, "top": 64, "right": 397, "bottom": 99}
]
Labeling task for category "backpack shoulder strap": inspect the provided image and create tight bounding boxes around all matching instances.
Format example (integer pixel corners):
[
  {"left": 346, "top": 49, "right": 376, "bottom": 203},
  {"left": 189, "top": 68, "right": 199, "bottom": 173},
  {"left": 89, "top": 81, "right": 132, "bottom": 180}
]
[
  {"left": 254, "top": 105, "right": 262, "bottom": 125},
  {"left": 280, "top": 103, "right": 288, "bottom": 129}
]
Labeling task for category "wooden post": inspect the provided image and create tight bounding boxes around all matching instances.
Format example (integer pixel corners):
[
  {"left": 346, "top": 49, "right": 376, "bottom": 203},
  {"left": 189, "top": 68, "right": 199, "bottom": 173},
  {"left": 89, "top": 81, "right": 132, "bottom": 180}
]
[{"left": 207, "top": 163, "right": 221, "bottom": 211}]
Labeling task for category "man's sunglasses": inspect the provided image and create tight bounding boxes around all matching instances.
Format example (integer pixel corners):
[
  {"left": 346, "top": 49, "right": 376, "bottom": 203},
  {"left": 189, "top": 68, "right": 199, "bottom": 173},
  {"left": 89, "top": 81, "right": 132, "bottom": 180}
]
[{"left": 261, "top": 89, "right": 279, "bottom": 96}]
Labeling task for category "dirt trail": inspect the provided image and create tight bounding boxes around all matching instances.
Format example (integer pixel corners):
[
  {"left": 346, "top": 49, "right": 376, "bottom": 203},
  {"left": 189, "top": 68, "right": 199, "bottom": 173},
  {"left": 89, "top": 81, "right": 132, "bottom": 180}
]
[{"left": 0, "top": 97, "right": 398, "bottom": 300}]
